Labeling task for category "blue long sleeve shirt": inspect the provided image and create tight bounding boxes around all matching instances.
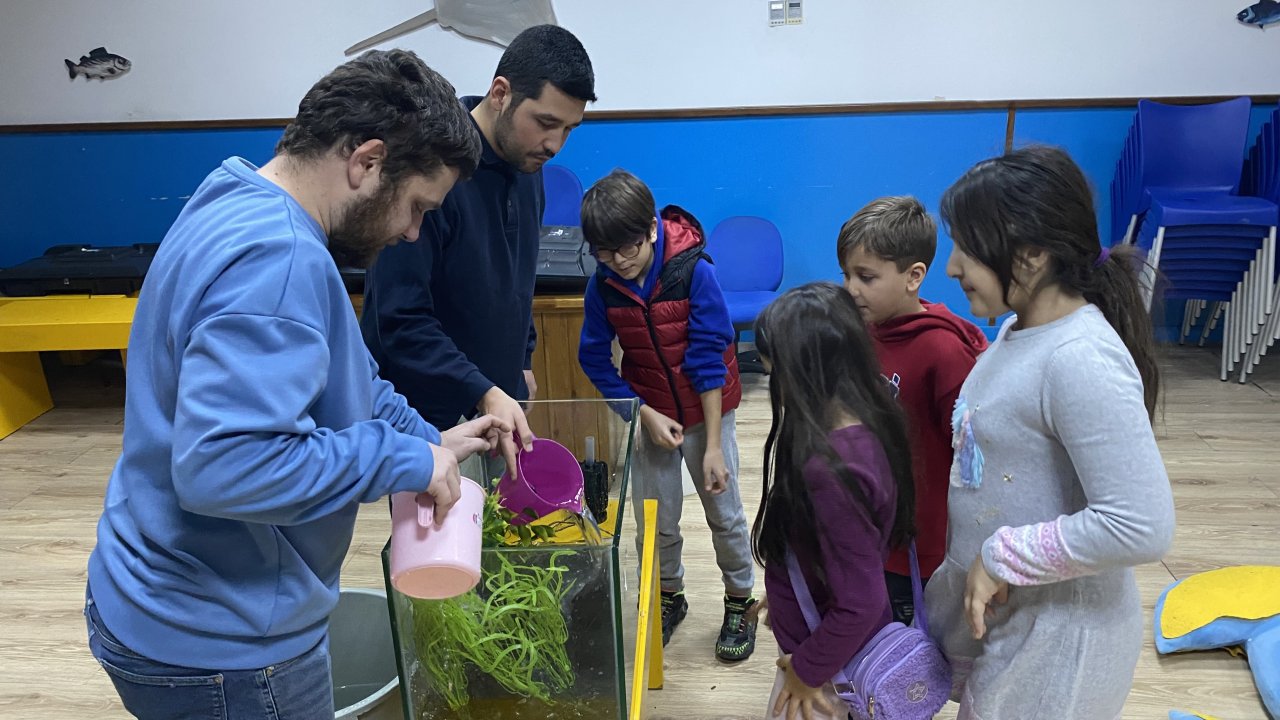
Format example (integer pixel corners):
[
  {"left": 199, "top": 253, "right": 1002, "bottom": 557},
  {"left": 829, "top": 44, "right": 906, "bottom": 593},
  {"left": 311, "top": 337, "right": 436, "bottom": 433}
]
[{"left": 88, "top": 158, "right": 442, "bottom": 670}]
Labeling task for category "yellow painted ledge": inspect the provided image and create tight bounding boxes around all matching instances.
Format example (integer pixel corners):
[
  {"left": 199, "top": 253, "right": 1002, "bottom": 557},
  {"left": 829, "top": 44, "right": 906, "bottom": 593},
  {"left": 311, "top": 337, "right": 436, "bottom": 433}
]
[
  {"left": 631, "top": 498, "right": 663, "bottom": 720},
  {"left": 0, "top": 295, "right": 136, "bottom": 439},
  {"left": 0, "top": 295, "right": 136, "bottom": 352}
]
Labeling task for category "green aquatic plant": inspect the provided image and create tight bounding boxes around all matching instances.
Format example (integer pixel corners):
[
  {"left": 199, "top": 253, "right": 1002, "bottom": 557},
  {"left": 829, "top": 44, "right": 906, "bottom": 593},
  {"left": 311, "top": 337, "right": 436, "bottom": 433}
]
[{"left": 412, "top": 492, "right": 576, "bottom": 712}]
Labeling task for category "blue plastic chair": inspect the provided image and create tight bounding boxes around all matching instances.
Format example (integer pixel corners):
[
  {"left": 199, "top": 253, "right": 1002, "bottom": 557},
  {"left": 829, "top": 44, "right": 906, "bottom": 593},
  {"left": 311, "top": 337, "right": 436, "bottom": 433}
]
[
  {"left": 1239, "top": 104, "right": 1280, "bottom": 375},
  {"left": 1138, "top": 98, "right": 1251, "bottom": 193},
  {"left": 1115, "top": 99, "right": 1278, "bottom": 382},
  {"left": 1244, "top": 110, "right": 1279, "bottom": 204},
  {"left": 1110, "top": 98, "right": 1253, "bottom": 246},
  {"left": 706, "top": 216, "right": 785, "bottom": 372},
  {"left": 542, "top": 165, "right": 584, "bottom": 226},
  {"left": 1137, "top": 207, "right": 1275, "bottom": 381},
  {"left": 706, "top": 216, "right": 784, "bottom": 328},
  {"left": 1167, "top": 266, "right": 1256, "bottom": 380},
  {"left": 1171, "top": 276, "right": 1252, "bottom": 379}
]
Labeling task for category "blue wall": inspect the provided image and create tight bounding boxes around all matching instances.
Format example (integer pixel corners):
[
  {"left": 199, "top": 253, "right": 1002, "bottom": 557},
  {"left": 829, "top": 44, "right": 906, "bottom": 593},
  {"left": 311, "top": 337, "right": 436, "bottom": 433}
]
[
  {"left": 551, "top": 110, "right": 1009, "bottom": 329},
  {"left": 2, "top": 102, "right": 1274, "bottom": 338},
  {"left": 0, "top": 128, "right": 281, "bottom": 268}
]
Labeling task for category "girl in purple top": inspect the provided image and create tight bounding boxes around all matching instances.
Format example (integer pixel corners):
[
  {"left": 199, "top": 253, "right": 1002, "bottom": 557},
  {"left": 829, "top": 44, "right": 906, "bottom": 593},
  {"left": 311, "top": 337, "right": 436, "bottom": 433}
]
[{"left": 752, "top": 282, "right": 918, "bottom": 720}]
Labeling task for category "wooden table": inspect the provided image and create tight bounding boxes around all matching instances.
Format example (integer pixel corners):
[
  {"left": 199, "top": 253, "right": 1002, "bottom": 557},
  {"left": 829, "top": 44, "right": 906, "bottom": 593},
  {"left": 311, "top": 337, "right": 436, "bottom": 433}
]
[
  {"left": 529, "top": 294, "right": 600, "bottom": 403},
  {"left": 527, "top": 294, "right": 617, "bottom": 464},
  {"left": 351, "top": 292, "right": 600, "bottom": 404}
]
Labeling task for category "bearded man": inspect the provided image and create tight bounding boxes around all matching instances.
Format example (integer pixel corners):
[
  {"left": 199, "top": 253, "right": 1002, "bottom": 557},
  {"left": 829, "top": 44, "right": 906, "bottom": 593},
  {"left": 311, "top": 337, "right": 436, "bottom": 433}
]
[
  {"left": 84, "top": 49, "right": 511, "bottom": 718},
  {"left": 360, "top": 25, "right": 596, "bottom": 445}
]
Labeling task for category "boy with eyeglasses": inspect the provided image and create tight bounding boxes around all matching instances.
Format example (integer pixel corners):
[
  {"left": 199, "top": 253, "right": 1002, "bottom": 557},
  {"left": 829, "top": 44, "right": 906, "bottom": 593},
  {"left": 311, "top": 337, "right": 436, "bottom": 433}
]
[{"left": 577, "top": 169, "right": 757, "bottom": 663}]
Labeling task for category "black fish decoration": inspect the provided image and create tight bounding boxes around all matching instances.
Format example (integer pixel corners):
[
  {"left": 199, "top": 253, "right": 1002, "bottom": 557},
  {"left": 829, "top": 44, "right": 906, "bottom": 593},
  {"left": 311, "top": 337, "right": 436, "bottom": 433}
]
[
  {"left": 1238, "top": 0, "right": 1280, "bottom": 28},
  {"left": 65, "top": 47, "right": 131, "bottom": 81}
]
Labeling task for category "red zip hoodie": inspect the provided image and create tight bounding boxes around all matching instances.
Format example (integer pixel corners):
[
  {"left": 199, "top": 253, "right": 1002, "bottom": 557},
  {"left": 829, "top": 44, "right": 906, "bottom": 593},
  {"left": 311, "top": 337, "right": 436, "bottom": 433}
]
[{"left": 872, "top": 300, "right": 988, "bottom": 578}]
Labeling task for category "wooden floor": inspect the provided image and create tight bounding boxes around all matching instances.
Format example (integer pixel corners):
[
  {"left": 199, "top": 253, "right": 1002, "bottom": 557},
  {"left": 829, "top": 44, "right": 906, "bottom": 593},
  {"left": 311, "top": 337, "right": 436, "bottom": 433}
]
[{"left": 1, "top": 346, "right": 1277, "bottom": 719}]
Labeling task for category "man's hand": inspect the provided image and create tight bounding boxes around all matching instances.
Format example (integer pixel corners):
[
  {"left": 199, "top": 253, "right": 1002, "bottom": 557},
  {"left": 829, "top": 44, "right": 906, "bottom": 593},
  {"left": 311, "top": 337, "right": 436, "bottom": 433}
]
[
  {"left": 440, "top": 414, "right": 513, "bottom": 462},
  {"left": 523, "top": 369, "right": 538, "bottom": 401},
  {"left": 480, "top": 386, "right": 534, "bottom": 477},
  {"left": 703, "top": 446, "right": 730, "bottom": 495},
  {"left": 424, "top": 443, "right": 462, "bottom": 522},
  {"left": 639, "top": 405, "right": 683, "bottom": 450}
]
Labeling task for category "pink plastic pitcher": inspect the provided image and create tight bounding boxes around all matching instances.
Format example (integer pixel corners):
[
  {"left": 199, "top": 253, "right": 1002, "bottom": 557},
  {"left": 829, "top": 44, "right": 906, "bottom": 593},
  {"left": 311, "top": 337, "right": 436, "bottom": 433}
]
[
  {"left": 389, "top": 477, "right": 485, "bottom": 600},
  {"left": 496, "top": 438, "right": 585, "bottom": 525}
]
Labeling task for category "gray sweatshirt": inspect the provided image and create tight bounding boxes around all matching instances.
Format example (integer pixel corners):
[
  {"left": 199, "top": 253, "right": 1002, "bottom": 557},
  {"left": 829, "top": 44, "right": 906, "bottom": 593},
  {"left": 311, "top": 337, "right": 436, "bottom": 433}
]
[{"left": 924, "top": 304, "right": 1175, "bottom": 719}]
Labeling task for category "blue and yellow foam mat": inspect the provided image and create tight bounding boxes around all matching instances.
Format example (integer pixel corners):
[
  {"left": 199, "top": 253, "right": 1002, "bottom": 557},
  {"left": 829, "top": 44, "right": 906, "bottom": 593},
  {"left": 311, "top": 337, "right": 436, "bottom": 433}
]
[{"left": 1155, "top": 566, "right": 1280, "bottom": 720}]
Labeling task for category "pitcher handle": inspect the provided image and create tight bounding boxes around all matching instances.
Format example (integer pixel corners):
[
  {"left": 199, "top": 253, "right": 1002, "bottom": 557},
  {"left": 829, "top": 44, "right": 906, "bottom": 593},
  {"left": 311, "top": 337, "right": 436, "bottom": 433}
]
[{"left": 416, "top": 492, "right": 436, "bottom": 528}]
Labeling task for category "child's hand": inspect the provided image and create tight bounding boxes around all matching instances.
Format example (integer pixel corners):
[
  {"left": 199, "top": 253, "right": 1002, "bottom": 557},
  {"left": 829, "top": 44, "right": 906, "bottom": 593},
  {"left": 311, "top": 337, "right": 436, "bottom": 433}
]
[
  {"left": 747, "top": 593, "right": 770, "bottom": 628},
  {"left": 639, "top": 406, "right": 684, "bottom": 449},
  {"left": 965, "top": 554, "right": 1009, "bottom": 640},
  {"left": 703, "top": 447, "right": 730, "bottom": 494},
  {"left": 772, "top": 654, "right": 834, "bottom": 720}
]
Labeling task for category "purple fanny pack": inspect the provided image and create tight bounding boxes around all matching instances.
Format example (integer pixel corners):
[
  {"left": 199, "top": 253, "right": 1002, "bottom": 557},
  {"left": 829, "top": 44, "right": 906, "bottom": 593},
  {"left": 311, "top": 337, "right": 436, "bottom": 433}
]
[{"left": 785, "top": 543, "right": 951, "bottom": 720}]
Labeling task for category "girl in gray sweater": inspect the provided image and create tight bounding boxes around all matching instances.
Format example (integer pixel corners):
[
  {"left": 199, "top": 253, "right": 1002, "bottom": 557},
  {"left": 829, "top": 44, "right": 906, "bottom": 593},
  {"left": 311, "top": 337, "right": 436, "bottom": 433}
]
[{"left": 924, "top": 146, "right": 1175, "bottom": 719}]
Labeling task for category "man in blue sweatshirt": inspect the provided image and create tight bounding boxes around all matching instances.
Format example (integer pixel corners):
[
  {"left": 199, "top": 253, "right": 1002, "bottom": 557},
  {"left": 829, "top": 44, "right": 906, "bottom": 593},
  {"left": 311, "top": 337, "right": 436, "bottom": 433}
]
[
  {"left": 361, "top": 25, "right": 595, "bottom": 445},
  {"left": 85, "top": 50, "right": 512, "bottom": 719}
]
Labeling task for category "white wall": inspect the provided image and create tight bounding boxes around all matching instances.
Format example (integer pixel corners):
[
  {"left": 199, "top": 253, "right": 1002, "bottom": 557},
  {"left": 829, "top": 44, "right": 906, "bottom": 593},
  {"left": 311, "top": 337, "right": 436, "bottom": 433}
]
[{"left": 1, "top": 0, "right": 1274, "bottom": 125}]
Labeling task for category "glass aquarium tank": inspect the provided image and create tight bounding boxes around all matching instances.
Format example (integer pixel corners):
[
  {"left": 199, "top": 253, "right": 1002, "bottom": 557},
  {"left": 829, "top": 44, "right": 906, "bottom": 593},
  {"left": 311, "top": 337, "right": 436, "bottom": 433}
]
[{"left": 382, "top": 398, "right": 647, "bottom": 720}]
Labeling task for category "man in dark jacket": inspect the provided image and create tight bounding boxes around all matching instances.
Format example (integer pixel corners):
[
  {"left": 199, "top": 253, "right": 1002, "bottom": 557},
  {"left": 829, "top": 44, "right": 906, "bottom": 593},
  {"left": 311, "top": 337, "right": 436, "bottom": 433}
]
[{"left": 361, "top": 25, "right": 595, "bottom": 455}]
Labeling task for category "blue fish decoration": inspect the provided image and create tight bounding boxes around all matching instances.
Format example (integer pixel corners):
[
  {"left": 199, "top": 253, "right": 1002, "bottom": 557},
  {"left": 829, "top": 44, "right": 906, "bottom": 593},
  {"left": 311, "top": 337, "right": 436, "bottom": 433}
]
[{"left": 1238, "top": 0, "right": 1280, "bottom": 28}]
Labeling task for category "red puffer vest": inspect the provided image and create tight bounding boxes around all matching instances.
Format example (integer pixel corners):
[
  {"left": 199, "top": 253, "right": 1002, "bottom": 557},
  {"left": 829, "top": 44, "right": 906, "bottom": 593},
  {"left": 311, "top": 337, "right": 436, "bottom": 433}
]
[{"left": 598, "top": 205, "right": 742, "bottom": 427}]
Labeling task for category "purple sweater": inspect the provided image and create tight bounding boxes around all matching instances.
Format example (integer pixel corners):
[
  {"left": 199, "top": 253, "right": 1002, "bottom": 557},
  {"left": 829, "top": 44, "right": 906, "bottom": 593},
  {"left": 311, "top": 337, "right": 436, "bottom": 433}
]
[{"left": 765, "top": 425, "right": 897, "bottom": 688}]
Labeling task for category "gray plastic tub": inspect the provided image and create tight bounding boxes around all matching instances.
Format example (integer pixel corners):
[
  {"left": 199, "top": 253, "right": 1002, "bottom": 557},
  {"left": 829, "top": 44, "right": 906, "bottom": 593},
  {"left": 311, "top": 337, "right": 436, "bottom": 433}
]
[{"left": 332, "top": 588, "right": 403, "bottom": 720}]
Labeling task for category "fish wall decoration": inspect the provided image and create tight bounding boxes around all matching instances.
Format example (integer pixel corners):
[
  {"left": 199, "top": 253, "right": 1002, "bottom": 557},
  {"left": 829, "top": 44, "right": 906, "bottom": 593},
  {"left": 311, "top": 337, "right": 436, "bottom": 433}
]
[
  {"left": 65, "top": 47, "right": 132, "bottom": 81},
  {"left": 1238, "top": 0, "right": 1280, "bottom": 29}
]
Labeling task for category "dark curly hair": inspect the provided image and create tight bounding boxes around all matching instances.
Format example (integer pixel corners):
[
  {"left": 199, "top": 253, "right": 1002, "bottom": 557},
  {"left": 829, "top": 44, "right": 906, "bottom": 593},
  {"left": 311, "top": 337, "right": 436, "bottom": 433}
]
[{"left": 276, "top": 49, "right": 480, "bottom": 183}]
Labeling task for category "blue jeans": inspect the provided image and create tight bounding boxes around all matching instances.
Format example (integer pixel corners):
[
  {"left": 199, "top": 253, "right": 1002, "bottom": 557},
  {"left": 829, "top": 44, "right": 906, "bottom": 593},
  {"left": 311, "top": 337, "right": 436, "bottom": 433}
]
[{"left": 85, "top": 591, "right": 334, "bottom": 719}]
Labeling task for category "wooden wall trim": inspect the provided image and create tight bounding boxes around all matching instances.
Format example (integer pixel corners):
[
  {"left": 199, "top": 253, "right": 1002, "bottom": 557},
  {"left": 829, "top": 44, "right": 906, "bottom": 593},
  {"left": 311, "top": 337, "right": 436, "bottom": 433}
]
[
  {"left": 4, "top": 95, "right": 1277, "bottom": 134},
  {"left": 590, "top": 94, "right": 1279, "bottom": 120},
  {"left": 1, "top": 118, "right": 295, "bottom": 133}
]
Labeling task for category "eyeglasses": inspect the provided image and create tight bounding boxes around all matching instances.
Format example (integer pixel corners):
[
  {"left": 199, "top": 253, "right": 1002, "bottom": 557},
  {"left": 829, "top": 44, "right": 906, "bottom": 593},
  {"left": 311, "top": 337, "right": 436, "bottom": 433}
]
[{"left": 587, "top": 240, "right": 644, "bottom": 263}]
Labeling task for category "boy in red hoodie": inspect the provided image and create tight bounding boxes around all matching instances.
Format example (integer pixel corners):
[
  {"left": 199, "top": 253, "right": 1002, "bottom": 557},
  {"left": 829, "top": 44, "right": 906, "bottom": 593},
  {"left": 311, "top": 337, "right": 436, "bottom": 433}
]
[{"left": 838, "top": 196, "right": 988, "bottom": 625}]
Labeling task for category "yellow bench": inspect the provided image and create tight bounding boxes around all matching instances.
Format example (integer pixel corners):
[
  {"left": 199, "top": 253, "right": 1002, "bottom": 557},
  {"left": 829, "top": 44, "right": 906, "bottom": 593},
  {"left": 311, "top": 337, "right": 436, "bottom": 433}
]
[
  {"left": 0, "top": 295, "right": 137, "bottom": 439},
  {"left": 0, "top": 292, "right": 373, "bottom": 441}
]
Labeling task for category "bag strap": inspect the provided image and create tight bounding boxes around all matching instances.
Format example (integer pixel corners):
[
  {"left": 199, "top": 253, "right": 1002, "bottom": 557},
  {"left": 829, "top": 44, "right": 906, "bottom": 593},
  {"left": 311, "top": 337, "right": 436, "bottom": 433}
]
[
  {"left": 784, "top": 540, "right": 929, "bottom": 636},
  {"left": 785, "top": 550, "right": 855, "bottom": 690},
  {"left": 908, "top": 541, "right": 930, "bottom": 635},
  {"left": 784, "top": 550, "right": 824, "bottom": 631}
]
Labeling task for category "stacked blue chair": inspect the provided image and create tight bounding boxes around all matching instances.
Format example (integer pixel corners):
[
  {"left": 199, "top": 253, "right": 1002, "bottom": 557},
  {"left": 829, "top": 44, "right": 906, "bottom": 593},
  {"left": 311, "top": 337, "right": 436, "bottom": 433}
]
[
  {"left": 1237, "top": 104, "right": 1280, "bottom": 376},
  {"left": 706, "top": 216, "right": 784, "bottom": 373},
  {"left": 542, "top": 164, "right": 584, "bottom": 226},
  {"left": 1111, "top": 98, "right": 1278, "bottom": 382},
  {"left": 1110, "top": 98, "right": 1255, "bottom": 246}
]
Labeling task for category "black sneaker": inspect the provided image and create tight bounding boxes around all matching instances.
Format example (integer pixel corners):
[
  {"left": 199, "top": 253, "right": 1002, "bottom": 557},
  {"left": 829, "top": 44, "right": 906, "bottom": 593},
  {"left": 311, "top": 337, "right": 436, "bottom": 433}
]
[
  {"left": 715, "top": 595, "right": 758, "bottom": 662},
  {"left": 660, "top": 590, "right": 687, "bottom": 646}
]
